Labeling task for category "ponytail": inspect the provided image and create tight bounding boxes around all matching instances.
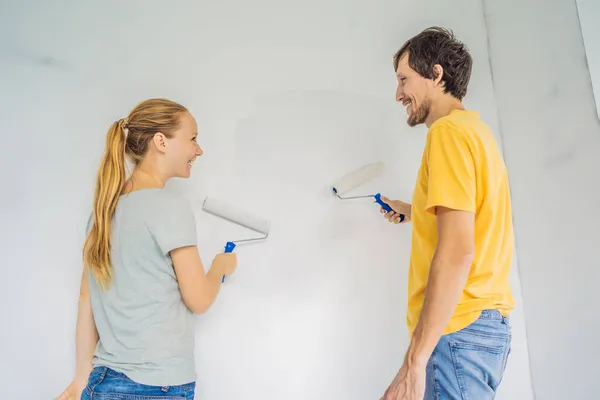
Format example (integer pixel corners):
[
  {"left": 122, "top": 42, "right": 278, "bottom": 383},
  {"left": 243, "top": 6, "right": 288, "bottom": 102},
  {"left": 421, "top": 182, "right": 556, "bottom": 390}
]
[
  {"left": 82, "top": 98, "right": 189, "bottom": 290},
  {"left": 83, "top": 119, "right": 128, "bottom": 290}
]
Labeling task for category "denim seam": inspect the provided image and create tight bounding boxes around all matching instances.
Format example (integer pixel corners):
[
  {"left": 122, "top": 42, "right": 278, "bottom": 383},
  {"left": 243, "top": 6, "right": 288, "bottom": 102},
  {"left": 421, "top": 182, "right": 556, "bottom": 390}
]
[
  {"left": 431, "top": 348, "right": 441, "bottom": 400},
  {"left": 450, "top": 340, "right": 505, "bottom": 355},
  {"left": 88, "top": 367, "right": 108, "bottom": 399},
  {"left": 449, "top": 342, "right": 469, "bottom": 400},
  {"left": 498, "top": 345, "right": 511, "bottom": 388},
  {"left": 90, "top": 393, "right": 186, "bottom": 400},
  {"left": 460, "top": 328, "right": 511, "bottom": 340}
]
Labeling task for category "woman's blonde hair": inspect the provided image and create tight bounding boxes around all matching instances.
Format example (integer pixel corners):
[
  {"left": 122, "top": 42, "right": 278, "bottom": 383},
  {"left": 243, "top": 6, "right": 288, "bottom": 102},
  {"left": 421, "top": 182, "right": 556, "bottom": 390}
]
[{"left": 83, "top": 98, "right": 189, "bottom": 290}]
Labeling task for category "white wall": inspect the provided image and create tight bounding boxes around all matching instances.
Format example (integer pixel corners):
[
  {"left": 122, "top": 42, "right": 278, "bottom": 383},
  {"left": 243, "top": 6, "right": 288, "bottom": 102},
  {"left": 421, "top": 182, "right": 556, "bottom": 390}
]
[
  {"left": 576, "top": 0, "right": 600, "bottom": 119},
  {"left": 484, "top": 0, "right": 600, "bottom": 399},
  {"left": 0, "top": 1, "right": 533, "bottom": 399}
]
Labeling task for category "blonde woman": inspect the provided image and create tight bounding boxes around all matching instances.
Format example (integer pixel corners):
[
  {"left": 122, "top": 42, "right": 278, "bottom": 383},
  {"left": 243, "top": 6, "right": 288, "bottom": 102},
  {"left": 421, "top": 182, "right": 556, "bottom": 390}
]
[{"left": 56, "top": 98, "right": 237, "bottom": 400}]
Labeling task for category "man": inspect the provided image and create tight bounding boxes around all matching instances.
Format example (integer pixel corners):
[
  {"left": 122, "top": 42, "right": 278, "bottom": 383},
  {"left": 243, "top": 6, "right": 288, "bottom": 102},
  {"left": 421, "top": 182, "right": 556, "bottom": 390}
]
[{"left": 380, "top": 27, "right": 515, "bottom": 400}]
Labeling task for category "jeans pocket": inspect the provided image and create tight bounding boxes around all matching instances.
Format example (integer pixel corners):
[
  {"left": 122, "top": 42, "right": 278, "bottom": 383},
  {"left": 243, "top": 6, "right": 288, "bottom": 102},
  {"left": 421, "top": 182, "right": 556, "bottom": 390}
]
[{"left": 449, "top": 340, "right": 510, "bottom": 398}]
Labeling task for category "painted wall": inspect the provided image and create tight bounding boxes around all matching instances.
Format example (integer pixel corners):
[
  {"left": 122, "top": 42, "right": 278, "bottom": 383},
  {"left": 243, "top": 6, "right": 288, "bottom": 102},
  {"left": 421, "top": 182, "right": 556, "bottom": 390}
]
[
  {"left": 484, "top": 0, "right": 600, "bottom": 399},
  {"left": 576, "top": 0, "right": 600, "bottom": 119},
  {"left": 0, "top": 1, "right": 533, "bottom": 398}
]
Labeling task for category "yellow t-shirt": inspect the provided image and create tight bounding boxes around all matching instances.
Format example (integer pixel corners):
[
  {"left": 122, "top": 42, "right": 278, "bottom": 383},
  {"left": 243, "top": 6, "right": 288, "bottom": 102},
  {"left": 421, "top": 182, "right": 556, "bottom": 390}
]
[{"left": 407, "top": 109, "right": 515, "bottom": 337}]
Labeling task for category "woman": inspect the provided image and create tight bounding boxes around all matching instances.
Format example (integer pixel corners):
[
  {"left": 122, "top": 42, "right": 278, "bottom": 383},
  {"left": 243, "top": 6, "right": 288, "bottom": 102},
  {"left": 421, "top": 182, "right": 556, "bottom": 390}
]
[{"left": 56, "top": 98, "right": 237, "bottom": 400}]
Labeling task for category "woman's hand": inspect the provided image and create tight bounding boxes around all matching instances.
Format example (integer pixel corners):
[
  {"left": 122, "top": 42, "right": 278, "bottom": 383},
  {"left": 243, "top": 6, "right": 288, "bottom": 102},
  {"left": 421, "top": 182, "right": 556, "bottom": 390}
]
[{"left": 54, "top": 378, "right": 86, "bottom": 400}]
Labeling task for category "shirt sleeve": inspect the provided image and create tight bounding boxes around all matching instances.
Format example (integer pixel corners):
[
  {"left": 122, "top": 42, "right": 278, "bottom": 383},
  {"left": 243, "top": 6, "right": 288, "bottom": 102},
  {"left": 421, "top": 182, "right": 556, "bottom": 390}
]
[
  {"left": 151, "top": 194, "right": 198, "bottom": 255},
  {"left": 425, "top": 125, "right": 477, "bottom": 215}
]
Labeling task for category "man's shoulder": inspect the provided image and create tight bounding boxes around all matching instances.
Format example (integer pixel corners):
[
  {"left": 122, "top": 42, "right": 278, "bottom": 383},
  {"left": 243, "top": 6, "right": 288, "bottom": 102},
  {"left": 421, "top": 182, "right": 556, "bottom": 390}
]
[
  {"left": 431, "top": 109, "right": 484, "bottom": 131},
  {"left": 428, "top": 109, "right": 496, "bottom": 146}
]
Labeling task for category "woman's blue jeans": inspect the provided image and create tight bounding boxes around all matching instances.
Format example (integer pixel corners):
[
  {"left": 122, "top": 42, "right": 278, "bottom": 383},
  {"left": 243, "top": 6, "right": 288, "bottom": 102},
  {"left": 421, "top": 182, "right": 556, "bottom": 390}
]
[{"left": 81, "top": 366, "right": 196, "bottom": 400}]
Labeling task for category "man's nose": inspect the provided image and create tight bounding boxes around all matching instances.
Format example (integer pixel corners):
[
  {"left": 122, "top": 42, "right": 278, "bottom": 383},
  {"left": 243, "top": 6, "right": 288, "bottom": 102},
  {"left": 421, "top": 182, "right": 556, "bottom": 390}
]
[{"left": 396, "top": 88, "right": 404, "bottom": 102}]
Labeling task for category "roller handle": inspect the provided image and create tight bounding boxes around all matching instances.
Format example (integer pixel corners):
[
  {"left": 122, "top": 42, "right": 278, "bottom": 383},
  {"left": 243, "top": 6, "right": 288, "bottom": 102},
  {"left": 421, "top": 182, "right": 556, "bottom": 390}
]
[
  {"left": 374, "top": 193, "right": 405, "bottom": 223},
  {"left": 222, "top": 241, "right": 236, "bottom": 283}
]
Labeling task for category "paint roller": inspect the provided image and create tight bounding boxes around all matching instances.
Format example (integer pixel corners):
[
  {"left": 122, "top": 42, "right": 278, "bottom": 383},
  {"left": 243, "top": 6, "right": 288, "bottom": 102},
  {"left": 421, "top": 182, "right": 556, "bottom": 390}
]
[
  {"left": 331, "top": 161, "right": 405, "bottom": 222},
  {"left": 201, "top": 197, "right": 270, "bottom": 282}
]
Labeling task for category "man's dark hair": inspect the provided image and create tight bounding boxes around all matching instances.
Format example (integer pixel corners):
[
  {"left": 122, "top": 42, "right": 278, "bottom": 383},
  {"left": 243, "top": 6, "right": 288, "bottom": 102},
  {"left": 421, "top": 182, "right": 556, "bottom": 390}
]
[{"left": 393, "top": 27, "right": 472, "bottom": 100}]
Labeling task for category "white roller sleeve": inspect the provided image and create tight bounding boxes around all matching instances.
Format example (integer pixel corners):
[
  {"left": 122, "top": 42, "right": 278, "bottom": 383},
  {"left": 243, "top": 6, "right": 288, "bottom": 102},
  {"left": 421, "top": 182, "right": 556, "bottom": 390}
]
[
  {"left": 202, "top": 197, "right": 271, "bottom": 234},
  {"left": 331, "top": 162, "right": 385, "bottom": 195}
]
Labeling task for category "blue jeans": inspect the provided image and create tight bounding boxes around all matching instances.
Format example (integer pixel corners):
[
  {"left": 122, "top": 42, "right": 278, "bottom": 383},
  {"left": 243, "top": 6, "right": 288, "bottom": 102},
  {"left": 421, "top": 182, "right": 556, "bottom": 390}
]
[
  {"left": 81, "top": 366, "right": 196, "bottom": 400},
  {"left": 425, "top": 309, "right": 512, "bottom": 399}
]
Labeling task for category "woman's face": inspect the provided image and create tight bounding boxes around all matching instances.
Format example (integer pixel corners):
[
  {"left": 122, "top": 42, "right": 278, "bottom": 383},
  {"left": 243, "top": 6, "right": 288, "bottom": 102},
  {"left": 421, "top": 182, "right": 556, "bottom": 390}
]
[{"left": 164, "top": 111, "right": 203, "bottom": 179}]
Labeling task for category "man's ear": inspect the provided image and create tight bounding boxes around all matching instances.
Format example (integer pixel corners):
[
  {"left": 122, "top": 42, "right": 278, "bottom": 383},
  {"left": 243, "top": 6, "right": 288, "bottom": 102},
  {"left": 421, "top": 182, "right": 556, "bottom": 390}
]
[
  {"left": 432, "top": 64, "right": 444, "bottom": 87},
  {"left": 153, "top": 132, "right": 168, "bottom": 153}
]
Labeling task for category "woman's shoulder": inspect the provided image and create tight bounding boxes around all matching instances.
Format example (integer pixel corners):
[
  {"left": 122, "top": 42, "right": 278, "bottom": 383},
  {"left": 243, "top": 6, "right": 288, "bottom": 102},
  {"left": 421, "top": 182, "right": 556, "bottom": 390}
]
[
  {"left": 129, "top": 189, "right": 196, "bottom": 222},
  {"left": 122, "top": 188, "right": 192, "bottom": 208},
  {"left": 83, "top": 189, "right": 196, "bottom": 234}
]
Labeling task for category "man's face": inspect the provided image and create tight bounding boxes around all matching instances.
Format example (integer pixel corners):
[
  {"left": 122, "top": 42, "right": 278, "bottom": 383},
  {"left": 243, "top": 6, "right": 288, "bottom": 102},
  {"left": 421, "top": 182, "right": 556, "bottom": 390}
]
[{"left": 395, "top": 53, "right": 431, "bottom": 127}]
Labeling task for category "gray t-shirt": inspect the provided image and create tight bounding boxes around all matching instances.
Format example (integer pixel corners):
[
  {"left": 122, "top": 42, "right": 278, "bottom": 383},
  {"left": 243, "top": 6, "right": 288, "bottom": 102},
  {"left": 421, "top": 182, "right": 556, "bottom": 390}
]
[{"left": 86, "top": 188, "right": 198, "bottom": 386}]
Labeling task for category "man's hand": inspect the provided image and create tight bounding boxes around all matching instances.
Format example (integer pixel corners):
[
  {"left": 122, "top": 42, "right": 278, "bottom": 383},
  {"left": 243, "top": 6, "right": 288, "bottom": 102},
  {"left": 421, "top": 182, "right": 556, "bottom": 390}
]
[
  {"left": 381, "top": 359, "right": 426, "bottom": 400},
  {"left": 379, "top": 195, "right": 412, "bottom": 224}
]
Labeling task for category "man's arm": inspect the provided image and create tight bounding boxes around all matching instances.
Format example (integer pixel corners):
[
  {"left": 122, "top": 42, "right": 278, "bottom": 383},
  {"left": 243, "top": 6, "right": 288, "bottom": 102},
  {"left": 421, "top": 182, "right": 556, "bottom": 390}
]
[
  {"left": 405, "top": 206, "right": 474, "bottom": 367},
  {"left": 406, "top": 125, "right": 477, "bottom": 367}
]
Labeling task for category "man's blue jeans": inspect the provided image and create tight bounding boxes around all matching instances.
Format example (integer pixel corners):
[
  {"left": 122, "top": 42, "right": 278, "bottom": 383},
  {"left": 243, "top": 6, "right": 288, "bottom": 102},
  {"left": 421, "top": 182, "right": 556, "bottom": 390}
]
[{"left": 425, "top": 309, "right": 512, "bottom": 399}]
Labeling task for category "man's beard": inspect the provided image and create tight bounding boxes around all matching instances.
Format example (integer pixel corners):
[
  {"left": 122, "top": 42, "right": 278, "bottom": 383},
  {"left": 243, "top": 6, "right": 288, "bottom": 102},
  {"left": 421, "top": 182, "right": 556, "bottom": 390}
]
[{"left": 407, "top": 101, "right": 430, "bottom": 127}]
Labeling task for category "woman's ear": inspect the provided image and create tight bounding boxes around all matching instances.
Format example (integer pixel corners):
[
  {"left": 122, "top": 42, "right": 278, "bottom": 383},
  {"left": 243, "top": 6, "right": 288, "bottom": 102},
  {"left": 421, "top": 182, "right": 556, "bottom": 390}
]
[{"left": 152, "top": 132, "right": 168, "bottom": 153}]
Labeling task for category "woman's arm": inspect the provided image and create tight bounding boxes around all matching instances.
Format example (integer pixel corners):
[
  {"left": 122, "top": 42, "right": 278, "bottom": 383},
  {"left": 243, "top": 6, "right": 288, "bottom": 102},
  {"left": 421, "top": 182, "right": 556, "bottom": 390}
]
[
  {"left": 55, "top": 269, "right": 98, "bottom": 399},
  {"left": 171, "top": 248, "right": 237, "bottom": 314},
  {"left": 74, "top": 267, "right": 98, "bottom": 383}
]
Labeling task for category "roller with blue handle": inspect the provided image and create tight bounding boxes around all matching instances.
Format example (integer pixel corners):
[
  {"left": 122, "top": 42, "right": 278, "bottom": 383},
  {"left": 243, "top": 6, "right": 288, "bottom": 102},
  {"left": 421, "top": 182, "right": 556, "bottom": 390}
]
[
  {"left": 331, "top": 162, "right": 405, "bottom": 222},
  {"left": 202, "top": 197, "right": 270, "bottom": 283},
  {"left": 222, "top": 241, "right": 237, "bottom": 283}
]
